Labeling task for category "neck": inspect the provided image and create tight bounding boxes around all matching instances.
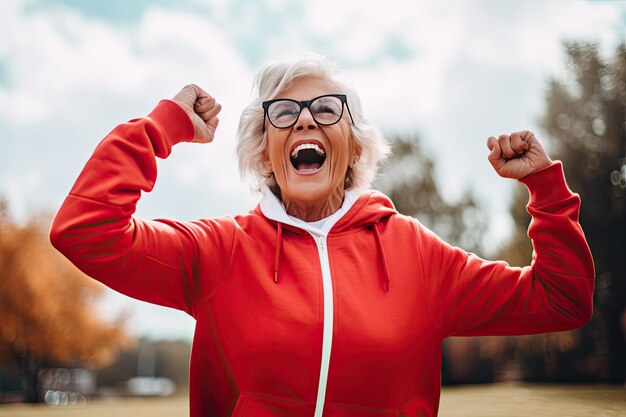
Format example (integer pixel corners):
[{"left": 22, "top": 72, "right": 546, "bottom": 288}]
[{"left": 281, "top": 188, "right": 345, "bottom": 222}]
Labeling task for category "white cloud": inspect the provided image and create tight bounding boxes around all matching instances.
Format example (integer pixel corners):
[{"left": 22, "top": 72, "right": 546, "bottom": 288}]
[
  {"left": 459, "top": 1, "right": 623, "bottom": 76},
  {"left": 1, "top": 5, "right": 141, "bottom": 123},
  {"left": 345, "top": 59, "right": 446, "bottom": 132},
  {"left": 0, "top": 1, "right": 255, "bottom": 213}
]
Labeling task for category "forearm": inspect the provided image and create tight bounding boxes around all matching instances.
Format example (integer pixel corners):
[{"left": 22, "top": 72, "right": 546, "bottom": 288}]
[
  {"left": 67, "top": 100, "right": 192, "bottom": 202},
  {"left": 518, "top": 162, "right": 595, "bottom": 326}
]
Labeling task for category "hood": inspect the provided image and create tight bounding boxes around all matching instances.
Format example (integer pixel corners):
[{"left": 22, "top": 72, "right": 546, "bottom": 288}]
[
  {"left": 331, "top": 189, "right": 397, "bottom": 233},
  {"left": 254, "top": 187, "right": 398, "bottom": 292},
  {"left": 256, "top": 186, "right": 397, "bottom": 235}
]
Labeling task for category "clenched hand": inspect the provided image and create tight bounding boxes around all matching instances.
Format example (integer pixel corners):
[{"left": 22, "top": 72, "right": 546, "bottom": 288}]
[
  {"left": 487, "top": 131, "right": 552, "bottom": 179},
  {"left": 172, "top": 84, "right": 222, "bottom": 143}
]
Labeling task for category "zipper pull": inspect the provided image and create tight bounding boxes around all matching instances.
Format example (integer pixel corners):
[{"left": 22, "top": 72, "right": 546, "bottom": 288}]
[{"left": 318, "top": 236, "right": 326, "bottom": 250}]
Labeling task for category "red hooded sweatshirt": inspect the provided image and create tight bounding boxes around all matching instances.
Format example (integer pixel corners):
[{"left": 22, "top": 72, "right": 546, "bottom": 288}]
[{"left": 50, "top": 100, "right": 595, "bottom": 417}]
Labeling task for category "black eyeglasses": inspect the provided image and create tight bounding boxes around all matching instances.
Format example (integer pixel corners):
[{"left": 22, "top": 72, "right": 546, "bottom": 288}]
[{"left": 262, "top": 94, "right": 354, "bottom": 131}]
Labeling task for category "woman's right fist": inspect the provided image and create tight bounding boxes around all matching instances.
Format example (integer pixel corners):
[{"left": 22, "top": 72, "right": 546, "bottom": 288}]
[{"left": 172, "top": 84, "right": 221, "bottom": 143}]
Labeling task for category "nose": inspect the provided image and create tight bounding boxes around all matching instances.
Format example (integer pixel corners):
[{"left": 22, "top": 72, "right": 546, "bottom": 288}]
[{"left": 294, "top": 106, "right": 317, "bottom": 131}]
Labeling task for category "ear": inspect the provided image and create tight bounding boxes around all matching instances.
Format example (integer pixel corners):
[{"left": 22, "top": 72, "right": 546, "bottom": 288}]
[
  {"left": 262, "top": 151, "right": 273, "bottom": 174},
  {"left": 352, "top": 141, "right": 363, "bottom": 165}
]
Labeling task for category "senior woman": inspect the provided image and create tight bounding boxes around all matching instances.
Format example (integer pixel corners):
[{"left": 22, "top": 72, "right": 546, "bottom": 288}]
[{"left": 50, "top": 54, "right": 594, "bottom": 417}]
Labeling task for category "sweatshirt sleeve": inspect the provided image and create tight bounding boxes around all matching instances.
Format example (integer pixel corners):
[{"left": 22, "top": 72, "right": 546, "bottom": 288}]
[
  {"left": 419, "top": 162, "right": 595, "bottom": 337},
  {"left": 49, "top": 100, "right": 232, "bottom": 317}
]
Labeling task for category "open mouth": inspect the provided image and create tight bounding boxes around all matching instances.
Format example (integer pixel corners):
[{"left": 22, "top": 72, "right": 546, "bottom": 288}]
[{"left": 290, "top": 142, "right": 326, "bottom": 172}]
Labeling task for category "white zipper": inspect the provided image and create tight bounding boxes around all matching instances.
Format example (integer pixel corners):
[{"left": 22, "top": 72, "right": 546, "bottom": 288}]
[
  {"left": 312, "top": 234, "right": 333, "bottom": 417},
  {"left": 257, "top": 186, "right": 365, "bottom": 416}
]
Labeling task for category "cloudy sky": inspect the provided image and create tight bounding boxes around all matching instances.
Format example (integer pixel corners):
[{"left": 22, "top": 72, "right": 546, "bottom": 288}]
[{"left": 2, "top": 0, "right": 624, "bottom": 340}]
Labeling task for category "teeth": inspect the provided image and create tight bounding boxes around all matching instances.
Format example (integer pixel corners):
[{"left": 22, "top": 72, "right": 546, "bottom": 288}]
[{"left": 291, "top": 143, "right": 325, "bottom": 158}]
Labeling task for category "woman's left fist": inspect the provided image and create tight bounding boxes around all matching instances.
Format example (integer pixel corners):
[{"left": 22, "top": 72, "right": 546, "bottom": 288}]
[{"left": 487, "top": 131, "right": 552, "bottom": 179}]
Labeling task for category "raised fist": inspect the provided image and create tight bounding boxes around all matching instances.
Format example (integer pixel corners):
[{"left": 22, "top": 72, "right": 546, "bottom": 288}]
[
  {"left": 487, "top": 131, "right": 552, "bottom": 179},
  {"left": 172, "top": 84, "right": 221, "bottom": 143}
]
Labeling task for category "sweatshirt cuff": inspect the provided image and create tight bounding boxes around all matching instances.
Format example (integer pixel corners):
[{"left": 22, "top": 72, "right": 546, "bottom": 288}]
[
  {"left": 147, "top": 100, "right": 195, "bottom": 147},
  {"left": 518, "top": 161, "right": 572, "bottom": 207}
]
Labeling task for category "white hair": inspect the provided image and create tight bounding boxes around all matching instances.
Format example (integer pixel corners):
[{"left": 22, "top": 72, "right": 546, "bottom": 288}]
[{"left": 236, "top": 53, "right": 390, "bottom": 191}]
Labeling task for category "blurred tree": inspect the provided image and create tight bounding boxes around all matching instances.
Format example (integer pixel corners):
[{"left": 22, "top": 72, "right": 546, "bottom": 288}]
[
  {"left": 375, "top": 135, "right": 486, "bottom": 256},
  {"left": 96, "top": 338, "right": 191, "bottom": 394},
  {"left": 498, "top": 42, "right": 625, "bottom": 383},
  {"left": 0, "top": 201, "right": 131, "bottom": 402},
  {"left": 154, "top": 339, "right": 192, "bottom": 389}
]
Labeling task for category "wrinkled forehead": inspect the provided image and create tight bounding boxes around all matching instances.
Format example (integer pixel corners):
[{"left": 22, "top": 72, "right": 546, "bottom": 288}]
[{"left": 275, "top": 77, "right": 344, "bottom": 101}]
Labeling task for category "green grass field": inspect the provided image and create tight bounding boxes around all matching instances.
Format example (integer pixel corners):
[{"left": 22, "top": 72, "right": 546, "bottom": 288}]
[{"left": 1, "top": 383, "right": 624, "bottom": 417}]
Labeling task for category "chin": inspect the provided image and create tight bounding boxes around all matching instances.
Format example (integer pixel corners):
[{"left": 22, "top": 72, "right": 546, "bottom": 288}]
[{"left": 285, "top": 183, "right": 333, "bottom": 202}]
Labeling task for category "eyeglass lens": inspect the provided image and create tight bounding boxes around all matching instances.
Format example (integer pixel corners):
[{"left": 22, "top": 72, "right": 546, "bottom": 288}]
[{"left": 267, "top": 96, "right": 344, "bottom": 128}]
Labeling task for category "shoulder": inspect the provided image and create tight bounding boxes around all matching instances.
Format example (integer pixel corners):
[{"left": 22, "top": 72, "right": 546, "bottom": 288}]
[
  {"left": 363, "top": 190, "right": 443, "bottom": 244},
  {"left": 188, "top": 206, "right": 271, "bottom": 235},
  {"left": 148, "top": 206, "right": 270, "bottom": 245}
]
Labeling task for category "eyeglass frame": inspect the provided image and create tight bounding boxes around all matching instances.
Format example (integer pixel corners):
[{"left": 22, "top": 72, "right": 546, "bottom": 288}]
[{"left": 262, "top": 94, "right": 355, "bottom": 131}]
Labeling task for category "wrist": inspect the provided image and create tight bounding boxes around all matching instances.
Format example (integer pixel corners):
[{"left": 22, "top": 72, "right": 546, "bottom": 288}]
[
  {"left": 147, "top": 100, "right": 195, "bottom": 147},
  {"left": 519, "top": 161, "right": 572, "bottom": 207}
]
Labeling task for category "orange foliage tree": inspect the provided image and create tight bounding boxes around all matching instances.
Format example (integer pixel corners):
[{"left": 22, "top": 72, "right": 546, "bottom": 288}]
[{"left": 0, "top": 200, "right": 131, "bottom": 402}]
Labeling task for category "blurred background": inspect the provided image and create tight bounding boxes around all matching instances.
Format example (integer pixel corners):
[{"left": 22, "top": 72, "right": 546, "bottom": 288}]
[{"left": 0, "top": 0, "right": 624, "bottom": 413}]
